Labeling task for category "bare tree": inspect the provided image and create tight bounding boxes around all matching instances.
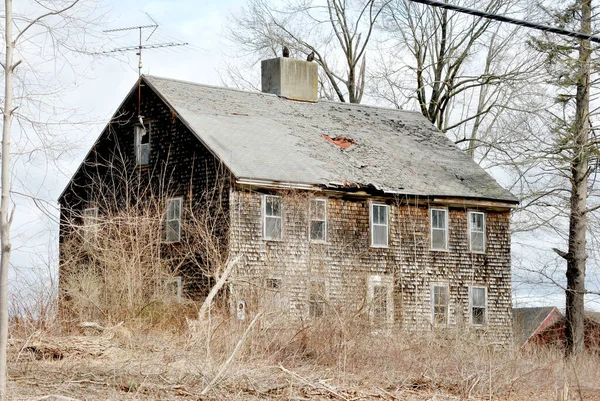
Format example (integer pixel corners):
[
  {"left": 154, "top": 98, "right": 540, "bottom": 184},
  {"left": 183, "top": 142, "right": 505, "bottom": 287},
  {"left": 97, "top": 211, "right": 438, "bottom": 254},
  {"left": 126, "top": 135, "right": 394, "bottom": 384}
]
[
  {"left": 371, "top": 0, "right": 541, "bottom": 161},
  {"left": 0, "top": 1, "right": 106, "bottom": 397},
  {"left": 227, "top": 0, "right": 390, "bottom": 103}
]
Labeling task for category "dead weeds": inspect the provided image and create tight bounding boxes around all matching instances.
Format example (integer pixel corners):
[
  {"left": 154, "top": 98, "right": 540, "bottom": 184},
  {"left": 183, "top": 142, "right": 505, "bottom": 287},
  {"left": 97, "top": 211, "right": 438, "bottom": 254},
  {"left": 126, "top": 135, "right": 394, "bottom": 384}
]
[{"left": 6, "top": 315, "right": 600, "bottom": 401}]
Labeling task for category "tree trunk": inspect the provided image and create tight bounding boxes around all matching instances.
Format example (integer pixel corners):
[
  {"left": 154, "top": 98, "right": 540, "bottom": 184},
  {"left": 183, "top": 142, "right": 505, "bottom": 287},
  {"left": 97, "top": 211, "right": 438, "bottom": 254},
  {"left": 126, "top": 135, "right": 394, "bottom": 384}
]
[
  {"left": 0, "top": 0, "right": 14, "bottom": 397},
  {"left": 565, "top": 0, "right": 591, "bottom": 358}
]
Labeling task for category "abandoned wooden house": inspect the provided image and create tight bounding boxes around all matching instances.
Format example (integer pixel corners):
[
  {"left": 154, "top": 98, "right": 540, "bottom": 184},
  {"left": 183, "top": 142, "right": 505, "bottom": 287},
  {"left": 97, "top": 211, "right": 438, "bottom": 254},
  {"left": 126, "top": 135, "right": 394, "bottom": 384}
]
[{"left": 58, "top": 57, "right": 518, "bottom": 343}]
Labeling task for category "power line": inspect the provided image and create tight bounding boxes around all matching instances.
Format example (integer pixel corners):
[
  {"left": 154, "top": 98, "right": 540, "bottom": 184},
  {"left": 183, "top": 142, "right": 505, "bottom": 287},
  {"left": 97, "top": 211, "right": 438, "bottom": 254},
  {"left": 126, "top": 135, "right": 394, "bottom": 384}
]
[{"left": 407, "top": 0, "right": 600, "bottom": 43}]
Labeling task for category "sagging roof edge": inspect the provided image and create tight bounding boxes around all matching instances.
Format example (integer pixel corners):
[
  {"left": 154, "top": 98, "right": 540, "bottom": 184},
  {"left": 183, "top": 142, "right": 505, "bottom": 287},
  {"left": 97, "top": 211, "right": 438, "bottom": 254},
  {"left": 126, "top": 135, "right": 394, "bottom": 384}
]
[
  {"left": 234, "top": 177, "right": 519, "bottom": 209},
  {"left": 58, "top": 75, "right": 519, "bottom": 211}
]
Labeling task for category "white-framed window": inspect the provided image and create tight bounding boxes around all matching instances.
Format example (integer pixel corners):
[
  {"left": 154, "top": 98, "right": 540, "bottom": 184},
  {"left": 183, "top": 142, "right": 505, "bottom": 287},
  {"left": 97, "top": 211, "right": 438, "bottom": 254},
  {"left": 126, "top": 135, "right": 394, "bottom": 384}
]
[
  {"left": 367, "top": 275, "right": 394, "bottom": 326},
  {"left": 263, "top": 195, "right": 283, "bottom": 240},
  {"left": 469, "top": 286, "right": 487, "bottom": 326},
  {"left": 82, "top": 207, "right": 99, "bottom": 242},
  {"left": 265, "top": 276, "right": 285, "bottom": 310},
  {"left": 308, "top": 280, "right": 326, "bottom": 318},
  {"left": 468, "top": 212, "right": 486, "bottom": 253},
  {"left": 309, "top": 199, "right": 327, "bottom": 242},
  {"left": 166, "top": 276, "right": 183, "bottom": 302},
  {"left": 134, "top": 124, "right": 150, "bottom": 166},
  {"left": 431, "top": 284, "right": 449, "bottom": 325},
  {"left": 165, "top": 197, "right": 182, "bottom": 243},
  {"left": 370, "top": 203, "right": 389, "bottom": 247},
  {"left": 430, "top": 208, "right": 448, "bottom": 250}
]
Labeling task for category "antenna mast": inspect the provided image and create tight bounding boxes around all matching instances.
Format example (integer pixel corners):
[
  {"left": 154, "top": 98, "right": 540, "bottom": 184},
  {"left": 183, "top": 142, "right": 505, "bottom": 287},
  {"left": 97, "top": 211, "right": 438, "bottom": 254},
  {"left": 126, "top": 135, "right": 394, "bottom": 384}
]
[{"left": 102, "top": 15, "right": 188, "bottom": 119}]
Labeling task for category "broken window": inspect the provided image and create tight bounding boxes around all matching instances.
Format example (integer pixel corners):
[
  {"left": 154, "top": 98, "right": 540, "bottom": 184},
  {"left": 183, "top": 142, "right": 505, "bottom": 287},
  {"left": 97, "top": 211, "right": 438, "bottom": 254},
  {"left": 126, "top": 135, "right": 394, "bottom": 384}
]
[
  {"left": 469, "top": 286, "right": 487, "bottom": 326},
  {"left": 134, "top": 124, "right": 150, "bottom": 166},
  {"left": 468, "top": 212, "right": 486, "bottom": 253},
  {"left": 166, "top": 197, "right": 182, "bottom": 243},
  {"left": 367, "top": 275, "right": 393, "bottom": 326},
  {"left": 309, "top": 199, "right": 327, "bottom": 242},
  {"left": 308, "top": 281, "right": 326, "bottom": 318},
  {"left": 82, "top": 207, "right": 99, "bottom": 243},
  {"left": 430, "top": 208, "right": 448, "bottom": 250},
  {"left": 370, "top": 204, "right": 389, "bottom": 247},
  {"left": 432, "top": 284, "right": 449, "bottom": 325},
  {"left": 263, "top": 195, "right": 283, "bottom": 240}
]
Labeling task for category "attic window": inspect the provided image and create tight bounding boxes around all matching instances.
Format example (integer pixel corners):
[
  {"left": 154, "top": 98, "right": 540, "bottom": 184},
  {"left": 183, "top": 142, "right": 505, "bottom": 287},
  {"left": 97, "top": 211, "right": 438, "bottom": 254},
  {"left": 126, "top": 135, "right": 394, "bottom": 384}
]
[
  {"left": 134, "top": 124, "right": 150, "bottom": 166},
  {"left": 321, "top": 134, "right": 357, "bottom": 149}
]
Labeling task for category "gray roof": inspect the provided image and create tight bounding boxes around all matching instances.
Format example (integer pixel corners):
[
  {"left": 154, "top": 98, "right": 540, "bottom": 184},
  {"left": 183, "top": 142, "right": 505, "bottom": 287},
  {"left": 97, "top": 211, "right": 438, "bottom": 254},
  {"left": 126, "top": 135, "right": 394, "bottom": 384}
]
[
  {"left": 513, "top": 307, "right": 560, "bottom": 347},
  {"left": 144, "top": 75, "right": 517, "bottom": 203}
]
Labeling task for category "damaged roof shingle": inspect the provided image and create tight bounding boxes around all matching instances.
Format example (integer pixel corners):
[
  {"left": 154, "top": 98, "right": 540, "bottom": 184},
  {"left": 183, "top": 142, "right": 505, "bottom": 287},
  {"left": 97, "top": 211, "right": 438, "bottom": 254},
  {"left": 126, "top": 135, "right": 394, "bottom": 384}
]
[{"left": 144, "top": 75, "right": 518, "bottom": 203}]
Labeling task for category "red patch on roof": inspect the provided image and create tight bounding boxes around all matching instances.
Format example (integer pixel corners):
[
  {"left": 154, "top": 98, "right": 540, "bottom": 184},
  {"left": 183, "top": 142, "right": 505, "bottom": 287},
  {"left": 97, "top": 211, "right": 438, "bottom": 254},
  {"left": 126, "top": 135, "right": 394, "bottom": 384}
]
[{"left": 322, "top": 134, "right": 357, "bottom": 149}]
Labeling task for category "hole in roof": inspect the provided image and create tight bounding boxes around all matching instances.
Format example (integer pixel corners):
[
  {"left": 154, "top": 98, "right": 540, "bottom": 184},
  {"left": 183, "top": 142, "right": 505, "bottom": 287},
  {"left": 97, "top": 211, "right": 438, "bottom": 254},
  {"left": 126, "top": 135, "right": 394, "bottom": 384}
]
[{"left": 321, "top": 134, "right": 357, "bottom": 149}]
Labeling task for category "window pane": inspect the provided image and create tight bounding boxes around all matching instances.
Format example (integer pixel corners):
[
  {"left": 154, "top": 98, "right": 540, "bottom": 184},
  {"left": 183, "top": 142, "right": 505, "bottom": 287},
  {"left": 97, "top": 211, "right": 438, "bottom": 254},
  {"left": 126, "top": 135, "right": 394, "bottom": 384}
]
[
  {"left": 432, "top": 229, "right": 446, "bottom": 249},
  {"left": 372, "top": 285, "right": 388, "bottom": 324},
  {"left": 471, "top": 213, "right": 484, "bottom": 230},
  {"left": 472, "top": 307, "right": 485, "bottom": 325},
  {"left": 373, "top": 225, "right": 388, "bottom": 246},
  {"left": 311, "top": 200, "right": 326, "bottom": 220},
  {"left": 266, "top": 196, "right": 281, "bottom": 217},
  {"left": 432, "top": 209, "right": 446, "bottom": 229},
  {"left": 471, "top": 232, "right": 484, "bottom": 252},
  {"left": 472, "top": 287, "right": 485, "bottom": 307},
  {"left": 166, "top": 220, "right": 180, "bottom": 242},
  {"left": 309, "top": 295, "right": 324, "bottom": 318},
  {"left": 372, "top": 205, "right": 379, "bottom": 223},
  {"left": 309, "top": 281, "right": 326, "bottom": 318},
  {"left": 265, "top": 216, "right": 282, "bottom": 239},
  {"left": 433, "top": 286, "right": 448, "bottom": 324},
  {"left": 373, "top": 205, "right": 387, "bottom": 225},
  {"left": 310, "top": 220, "right": 325, "bottom": 241},
  {"left": 266, "top": 278, "right": 281, "bottom": 289},
  {"left": 167, "top": 199, "right": 181, "bottom": 220},
  {"left": 140, "top": 143, "right": 150, "bottom": 165}
]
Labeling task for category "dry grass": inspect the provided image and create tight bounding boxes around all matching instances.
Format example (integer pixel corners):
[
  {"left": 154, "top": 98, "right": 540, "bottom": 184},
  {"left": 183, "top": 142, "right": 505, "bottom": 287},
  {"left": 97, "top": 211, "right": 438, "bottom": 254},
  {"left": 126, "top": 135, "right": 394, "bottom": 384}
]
[{"left": 6, "top": 308, "right": 600, "bottom": 401}]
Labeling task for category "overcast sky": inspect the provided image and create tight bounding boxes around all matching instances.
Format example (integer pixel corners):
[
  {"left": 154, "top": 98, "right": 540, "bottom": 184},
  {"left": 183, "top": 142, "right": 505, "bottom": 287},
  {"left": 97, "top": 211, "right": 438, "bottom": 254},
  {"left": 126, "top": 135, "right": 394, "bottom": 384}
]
[{"left": 7, "top": 0, "right": 598, "bottom": 313}]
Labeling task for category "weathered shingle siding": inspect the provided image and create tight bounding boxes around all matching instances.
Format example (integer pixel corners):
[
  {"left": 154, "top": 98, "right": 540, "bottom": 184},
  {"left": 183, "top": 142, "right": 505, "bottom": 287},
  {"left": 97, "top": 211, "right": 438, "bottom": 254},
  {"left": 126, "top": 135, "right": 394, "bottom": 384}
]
[
  {"left": 230, "top": 189, "right": 512, "bottom": 344},
  {"left": 59, "top": 84, "right": 231, "bottom": 298}
]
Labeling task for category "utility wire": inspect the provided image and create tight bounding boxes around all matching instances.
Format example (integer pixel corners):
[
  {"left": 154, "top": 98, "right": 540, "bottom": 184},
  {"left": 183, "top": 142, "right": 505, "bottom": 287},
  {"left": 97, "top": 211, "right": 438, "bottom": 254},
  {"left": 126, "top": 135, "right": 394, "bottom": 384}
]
[{"left": 408, "top": 0, "right": 600, "bottom": 43}]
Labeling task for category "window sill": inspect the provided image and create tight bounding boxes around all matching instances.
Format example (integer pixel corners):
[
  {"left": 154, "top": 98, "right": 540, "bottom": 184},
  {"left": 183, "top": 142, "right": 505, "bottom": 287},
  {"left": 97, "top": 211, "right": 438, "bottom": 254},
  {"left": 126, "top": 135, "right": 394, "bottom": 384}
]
[
  {"left": 263, "top": 238, "right": 283, "bottom": 242},
  {"left": 310, "top": 240, "right": 329, "bottom": 245},
  {"left": 470, "top": 250, "right": 486, "bottom": 255},
  {"left": 370, "top": 244, "right": 389, "bottom": 249},
  {"left": 430, "top": 248, "right": 449, "bottom": 252}
]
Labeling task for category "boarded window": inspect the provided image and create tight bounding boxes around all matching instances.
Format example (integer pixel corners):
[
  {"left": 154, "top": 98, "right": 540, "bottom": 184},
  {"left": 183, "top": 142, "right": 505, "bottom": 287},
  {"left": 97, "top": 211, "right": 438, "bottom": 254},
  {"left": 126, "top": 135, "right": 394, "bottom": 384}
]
[
  {"left": 430, "top": 208, "right": 448, "bottom": 250},
  {"left": 469, "top": 212, "right": 486, "bottom": 253},
  {"left": 470, "top": 286, "right": 487, "bottom": 325},
  {"left": 134, "top": 124, "right": 150, "bottom": 166},
  {"left": 370, "top": 204, "right": 389, "bottom": 247},
  {"left": 308, "top": 281, "right": 326, "bottom": 318},
  {"left": 309, "top": 199, "right": 327, "bottom": 242},
  {"left": 82, "top": 207, "right": 99, "bottom": 243},
  {"left": 432, "top": 284, "right": 449, "bottom": 325},
  {"left": 264, "top": 195, "right": 282, "bottom": 240},
  {"left": 166, "top": 198, "right": 182, "bottom": 243}
]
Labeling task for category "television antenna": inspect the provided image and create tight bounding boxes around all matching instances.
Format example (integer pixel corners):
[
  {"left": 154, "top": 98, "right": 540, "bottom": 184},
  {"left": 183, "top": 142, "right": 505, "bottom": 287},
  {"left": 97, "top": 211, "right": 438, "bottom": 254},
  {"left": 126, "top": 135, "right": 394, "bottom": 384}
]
[{"left": 101, "top": 14, "right": 188, "bottom": 119}]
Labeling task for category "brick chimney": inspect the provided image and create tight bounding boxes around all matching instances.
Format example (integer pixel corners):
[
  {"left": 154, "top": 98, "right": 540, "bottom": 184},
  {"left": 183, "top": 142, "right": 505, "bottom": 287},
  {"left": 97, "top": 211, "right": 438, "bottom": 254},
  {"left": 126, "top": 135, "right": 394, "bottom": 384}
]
[{"left": 261, "top": 57, "right": 318, "bottom": 102}]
